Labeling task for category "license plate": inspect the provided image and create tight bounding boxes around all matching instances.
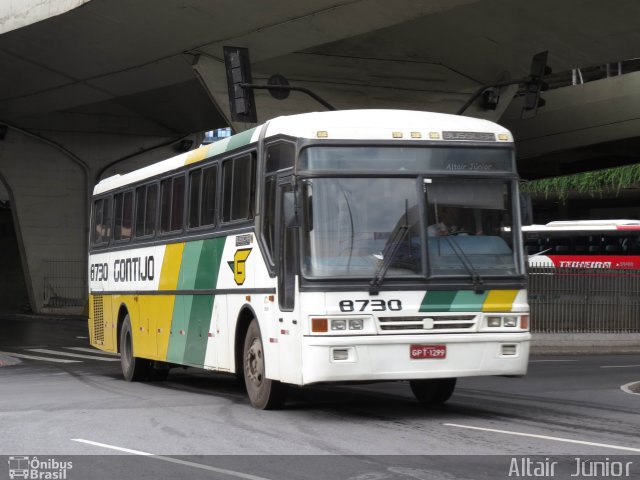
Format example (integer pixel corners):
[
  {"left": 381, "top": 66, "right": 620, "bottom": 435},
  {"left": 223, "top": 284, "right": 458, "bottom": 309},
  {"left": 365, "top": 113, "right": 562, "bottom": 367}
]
[{"left": 410, "top": 344, "right": 446, "bottom": 359}]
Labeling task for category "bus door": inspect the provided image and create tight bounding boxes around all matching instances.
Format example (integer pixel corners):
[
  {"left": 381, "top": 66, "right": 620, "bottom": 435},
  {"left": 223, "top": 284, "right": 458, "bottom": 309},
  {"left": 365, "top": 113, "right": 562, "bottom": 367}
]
[{"left": 275, "top": 175, "right": 302, "bottom": 383}]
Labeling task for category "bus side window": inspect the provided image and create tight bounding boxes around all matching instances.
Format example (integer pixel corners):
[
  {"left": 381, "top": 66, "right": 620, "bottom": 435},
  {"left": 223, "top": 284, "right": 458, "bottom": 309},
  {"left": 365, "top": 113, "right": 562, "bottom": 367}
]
[
  {"left": 263, "top": 142, "right": 295, "bottom": 267},
  {"left": 222, "top": 154, "right": 256, "bottom": 223},
  {"left": 160, "top": 175, "right": 185, "bottom": 233},
  {"left": 92, "top": 197, "right": 112, "bottom": 245},
  {"left": 135, "top": 184, "right": 158, "bottom": 237},
  {"left": 113, "top": 191, "right": 133, "bottom": 242},
  {"left": 188, "top": 166, "right": 217, "bottom": 229}
]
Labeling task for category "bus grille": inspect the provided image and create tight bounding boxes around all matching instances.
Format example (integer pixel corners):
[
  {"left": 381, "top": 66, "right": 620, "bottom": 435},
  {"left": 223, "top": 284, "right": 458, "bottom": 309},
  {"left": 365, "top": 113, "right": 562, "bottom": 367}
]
[
  {"left": 93, "top": 295, "right": 104, "bottom": 344},
  {"left": 377, "top": 315, "right": 477, "bottom": 333}
]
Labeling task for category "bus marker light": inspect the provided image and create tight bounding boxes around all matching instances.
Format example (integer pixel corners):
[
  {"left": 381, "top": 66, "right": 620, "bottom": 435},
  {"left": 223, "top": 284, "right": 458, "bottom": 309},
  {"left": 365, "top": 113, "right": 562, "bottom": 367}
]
[
  {"left": 269, "top": 338, "right": 278, "bottom": 343},
  {"left": 501, "top": 344, "right": 517, "bottom": 356},
  {"left": 268, "top": 295, "right": 274, "bottom": 302},
  {"left": 245, "top": 295, "right": 251, "bottom": 301},
  {"left": 311, "top": 318, "right": 328, "bottom": 333},
  {"left": 316, "top": 130, "right": 328, "bottom": 138},
  {"left": 392, "top": 131, "right": 403, "bottom": 138},
  {"left": 332, "top": 349, "right": 349, "bottom": 361},
  {"left": 179, "top": 330, "right": 185, "bottom": 335},
  {"left": 348, "top": 319, "right": 364, "bottom": 330},
  {"left": 520, "top": 315, "right": 529, "bottom": 330},
  {"left": 429, "top": 132, "right": 440, "bottom": 139},
  {"left": 280, "top": 329, "right": 289, "bottom": 335},
  {"left": 503, "top": 316, "right": 517, "bottom": 327},
  {"left": 208, "top": 332, "right": 213, "bottom": 337},
  {"left": 331, "top": 319, "right": 347, "bottom": 331},
  {"left": 498, "top": 133, "right": 509, "bottom": 141},
  {"left": 411, "top": 132, "right": 422, "bottom": 139},
  {"left": 487, "top": 316, "right": 502, "bottom": 327}
]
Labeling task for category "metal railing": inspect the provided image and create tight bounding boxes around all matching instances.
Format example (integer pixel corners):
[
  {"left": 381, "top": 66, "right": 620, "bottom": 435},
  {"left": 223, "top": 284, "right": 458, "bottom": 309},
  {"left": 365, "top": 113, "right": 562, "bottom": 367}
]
[
  {"left": 528, "top": 266, "right": 640, "bottom": 333},
  {"left": 42, "top": 259, "right": 86, "bottom": 309}
]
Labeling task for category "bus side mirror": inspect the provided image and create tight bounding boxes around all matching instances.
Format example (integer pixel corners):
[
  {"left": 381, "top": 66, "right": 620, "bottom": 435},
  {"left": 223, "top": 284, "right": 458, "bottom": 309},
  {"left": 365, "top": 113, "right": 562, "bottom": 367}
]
[{"left": 283, "top": 191, "right": 299, "bottom": 228}]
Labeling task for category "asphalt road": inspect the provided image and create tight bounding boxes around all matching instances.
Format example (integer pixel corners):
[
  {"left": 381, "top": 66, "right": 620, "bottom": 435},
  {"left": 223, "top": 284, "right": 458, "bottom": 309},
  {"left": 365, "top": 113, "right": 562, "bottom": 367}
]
[{"left": 0, "top": 315, "right": 639, "bottom": 480}]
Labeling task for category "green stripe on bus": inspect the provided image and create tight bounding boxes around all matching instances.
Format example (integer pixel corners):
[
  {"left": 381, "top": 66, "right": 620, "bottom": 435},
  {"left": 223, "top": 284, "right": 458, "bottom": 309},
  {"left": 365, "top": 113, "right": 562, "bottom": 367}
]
[
  {"left": 451, "top": 290, "right": 489, "bottom": 311},
  {"left": 419, "top": 290, "right": 492, "bottom": 312},
  {"left": 226, "top": 127, "right": 256, "bottom": 151},
  {"left": 419, "top": 290, "right": 457, "bottom": 312},
  {"left": 167, "top": 238, "right": 226, "bottom": 366}
]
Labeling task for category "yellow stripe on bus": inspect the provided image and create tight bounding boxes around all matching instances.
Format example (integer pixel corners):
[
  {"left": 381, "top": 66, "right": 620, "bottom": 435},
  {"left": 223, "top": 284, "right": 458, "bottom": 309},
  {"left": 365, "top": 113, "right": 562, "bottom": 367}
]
[
  {"left": 155, "top": 243, "right": 186, "bottom": 361},
  {"left": 184, "top": 145, "right": 209, "bottom": 165},
  {"left": 481, "top": 290, "right": 519, "bottom": 312}
]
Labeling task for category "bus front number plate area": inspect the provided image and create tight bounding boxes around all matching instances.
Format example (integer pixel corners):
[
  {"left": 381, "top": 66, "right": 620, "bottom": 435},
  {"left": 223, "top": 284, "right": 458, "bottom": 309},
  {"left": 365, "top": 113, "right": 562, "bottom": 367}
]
[{"left": 410, "top": 344, "right": 447, "bottom": 359}]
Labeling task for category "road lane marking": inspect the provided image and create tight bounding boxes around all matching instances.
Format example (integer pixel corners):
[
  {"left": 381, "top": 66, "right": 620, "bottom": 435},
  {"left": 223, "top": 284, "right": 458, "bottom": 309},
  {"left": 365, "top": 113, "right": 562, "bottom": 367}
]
[
  {"left": 529, "top": 360, "right": 578, "bottom": 363},
  {"left": 621, "top": 382, "right": 640, "bottom": 396},
  {"left": 71, "top": 439, "right": 271, "bottom": 480},
  {"left": 26, "top": 349, "right": 120, "bottom": 362},
  {"left": 601, "top": 364, "right": 640, "bottom": 369},
  {"left": 444, "top": 423, "right": 640, "bottom": 453},
  {"left": 65, "top": 347, "right": 119, "bottom": 356},
  {"left": 0, "top": 351, "right": 80, "bottom": 364}
]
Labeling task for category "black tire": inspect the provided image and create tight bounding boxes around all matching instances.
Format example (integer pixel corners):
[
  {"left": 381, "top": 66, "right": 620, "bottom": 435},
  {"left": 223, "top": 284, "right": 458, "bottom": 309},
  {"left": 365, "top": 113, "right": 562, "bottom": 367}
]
[
  {"left": 243, "top": 319, "right": 288, "bottom": 409},
  {"left": 410, "top": 378, "right": 456, "bottom": 406},
  {"left": 120, "top": 314, "right": 150, "bottom": 382}
]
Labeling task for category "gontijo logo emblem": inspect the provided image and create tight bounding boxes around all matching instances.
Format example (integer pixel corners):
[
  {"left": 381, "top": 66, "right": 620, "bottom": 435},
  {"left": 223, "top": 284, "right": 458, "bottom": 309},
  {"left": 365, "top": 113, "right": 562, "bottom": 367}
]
[{"left": 228, "top": 248, "right": 252, "bottom": 285}]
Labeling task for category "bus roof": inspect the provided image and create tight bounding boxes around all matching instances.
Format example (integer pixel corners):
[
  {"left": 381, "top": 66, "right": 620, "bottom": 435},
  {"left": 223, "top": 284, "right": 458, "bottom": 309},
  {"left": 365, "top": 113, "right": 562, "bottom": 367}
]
[
  {"left": 94, "top": 109, "right": 513, "bottom": 195},
  {"left": 523, "top": 220, "right": 640, "bottom": 232}
]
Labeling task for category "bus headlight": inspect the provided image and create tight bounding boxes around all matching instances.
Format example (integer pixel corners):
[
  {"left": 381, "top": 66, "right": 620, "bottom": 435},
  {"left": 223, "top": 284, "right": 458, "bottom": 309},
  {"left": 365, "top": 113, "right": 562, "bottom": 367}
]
[
  {"left": 503, "top": 316, "right": 518, "bottom": 327},
  {"left": 487, "top": 316, "right": 502, "bottom": 327},
  {"left": 348, "top": 319, "right": 364, "bottom": 330},
  {"left": 331, "top": 319, "right": 347, "bottom": 331}
]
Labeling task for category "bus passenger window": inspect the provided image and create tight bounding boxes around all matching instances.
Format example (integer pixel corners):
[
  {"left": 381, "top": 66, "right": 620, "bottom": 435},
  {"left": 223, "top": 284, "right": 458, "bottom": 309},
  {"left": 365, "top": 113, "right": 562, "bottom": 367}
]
[
  {"left": 113, "top": 191, "right": 133, "bottom": 241},
  {"left": 135, "top": 184, "right": 158, "bottom": 237},
  {"left": 188, "top": 166, "right": 217, "bottom": 229},
  {"left": 160, "top": 176, "right": 185, "bottom": 233},
  {"left": 222, "top": 154, "right": 255, "bottom": 223},
  {"left": 92, "top": 197, "right": 112, "bottom": 245}
]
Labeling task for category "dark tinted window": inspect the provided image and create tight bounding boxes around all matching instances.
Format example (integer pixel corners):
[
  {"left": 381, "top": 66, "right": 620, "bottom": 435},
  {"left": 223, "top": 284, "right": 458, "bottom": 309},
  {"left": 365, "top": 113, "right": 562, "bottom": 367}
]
[
  {"left": 135, "top": 184, "right": 158, "bottom": 237},
  {"left": 188, "top": 166, "right": 217, "bottom": 229},
  {"left": 222, "top": 154, "right": 255, "bottom": 223},
  {"left": 160, "top": 176, "right": 185, "bottom": 233},
  {"left": 266, "top": 142, "right": 294, "bottom": 173},
  {"left": 92, "top": 197, "right": 112, "bottom": 245},
  {"left": 113, "top": 191, "right": 133, "bottom": 241}
]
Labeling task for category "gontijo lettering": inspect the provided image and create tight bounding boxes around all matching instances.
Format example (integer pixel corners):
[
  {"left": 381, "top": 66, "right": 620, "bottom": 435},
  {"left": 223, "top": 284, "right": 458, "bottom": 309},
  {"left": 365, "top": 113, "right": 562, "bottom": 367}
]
[{"left": 114, "top": 256, "right": 154, "bottom": 282}]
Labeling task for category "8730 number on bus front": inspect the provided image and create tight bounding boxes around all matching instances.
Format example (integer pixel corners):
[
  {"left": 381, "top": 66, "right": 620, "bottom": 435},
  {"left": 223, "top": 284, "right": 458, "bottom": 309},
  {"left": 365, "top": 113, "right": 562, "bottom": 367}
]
[{"left": 339, "top": 299, "right": 402, "bottom": 312}]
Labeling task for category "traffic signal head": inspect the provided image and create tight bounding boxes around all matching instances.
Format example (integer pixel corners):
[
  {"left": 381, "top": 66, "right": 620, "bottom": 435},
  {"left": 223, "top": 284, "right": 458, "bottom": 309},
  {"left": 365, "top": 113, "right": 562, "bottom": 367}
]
[
  {"left": 523, "top": 51, "right": 552, "bottom": 117},
  {"left": 223, "top": 46, "right": 257, "bottom": 123}
]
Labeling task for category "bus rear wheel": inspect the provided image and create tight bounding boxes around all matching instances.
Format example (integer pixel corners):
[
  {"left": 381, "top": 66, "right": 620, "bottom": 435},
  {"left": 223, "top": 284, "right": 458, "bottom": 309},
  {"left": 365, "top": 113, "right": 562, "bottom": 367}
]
[
  {"left": 120, "top": 314, "right": 151, "bottom": 382},
  {"left": 243, "top": 319, "right": 288, "bottom": 409},
  {"left": 409, "top": 378, "right": 456, "bottom": 406}
]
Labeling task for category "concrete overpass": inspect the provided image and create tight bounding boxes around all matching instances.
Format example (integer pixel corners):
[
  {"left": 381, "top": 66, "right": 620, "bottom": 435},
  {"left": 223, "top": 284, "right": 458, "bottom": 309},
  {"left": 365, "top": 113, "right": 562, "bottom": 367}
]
[{"left": 2, "top": 0, "right": 640, "bottom": 313}]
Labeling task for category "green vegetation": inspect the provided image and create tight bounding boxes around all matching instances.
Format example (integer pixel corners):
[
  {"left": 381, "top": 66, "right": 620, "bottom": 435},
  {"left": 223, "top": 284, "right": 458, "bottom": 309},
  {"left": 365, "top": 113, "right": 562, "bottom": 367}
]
[{"left": 522, "top": 164, "right": 640, "bottom": 201}]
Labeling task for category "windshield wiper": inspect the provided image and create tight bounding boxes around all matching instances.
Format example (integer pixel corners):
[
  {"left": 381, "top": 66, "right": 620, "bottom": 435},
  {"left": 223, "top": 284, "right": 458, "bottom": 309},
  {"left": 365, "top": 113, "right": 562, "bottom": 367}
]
[
  {"left": 369, "top": 211, "right": 410, "bottom": 295},
  {"left": 443, "top": 235, "right": 484, "bottom": 292}
]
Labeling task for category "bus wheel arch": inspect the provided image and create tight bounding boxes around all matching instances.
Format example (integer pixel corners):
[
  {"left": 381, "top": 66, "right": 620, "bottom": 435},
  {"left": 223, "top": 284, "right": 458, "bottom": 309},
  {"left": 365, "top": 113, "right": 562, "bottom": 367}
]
[{"left": 116, "top": 303, "right": 129, "bottom": 354}]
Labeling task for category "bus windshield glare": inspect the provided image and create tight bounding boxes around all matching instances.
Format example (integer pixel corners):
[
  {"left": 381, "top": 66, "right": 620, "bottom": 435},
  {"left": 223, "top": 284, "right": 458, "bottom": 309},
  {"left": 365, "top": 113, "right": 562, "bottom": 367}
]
[{"left": 300, "top": 150, "right": 519, "bottom": 280}]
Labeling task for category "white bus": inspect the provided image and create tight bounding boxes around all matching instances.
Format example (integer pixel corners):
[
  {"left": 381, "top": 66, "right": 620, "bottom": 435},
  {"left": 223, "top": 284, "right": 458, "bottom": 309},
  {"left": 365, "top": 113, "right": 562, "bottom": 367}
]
[{"left": 88, "top": 109, "right": 530, "bottom": 409}]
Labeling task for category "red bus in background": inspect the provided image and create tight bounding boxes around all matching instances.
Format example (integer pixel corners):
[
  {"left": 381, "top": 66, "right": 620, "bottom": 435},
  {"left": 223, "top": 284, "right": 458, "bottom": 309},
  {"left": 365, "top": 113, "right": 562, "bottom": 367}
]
[{"left": 523, "top": 220, "right": 640, "bottom": 269}]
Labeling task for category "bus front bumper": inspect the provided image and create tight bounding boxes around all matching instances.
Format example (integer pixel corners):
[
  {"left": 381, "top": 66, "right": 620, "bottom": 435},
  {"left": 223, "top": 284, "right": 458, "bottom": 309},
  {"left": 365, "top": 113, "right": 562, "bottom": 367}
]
[{"left": 300, "top": 332, "right": 530, "bottom": 385}]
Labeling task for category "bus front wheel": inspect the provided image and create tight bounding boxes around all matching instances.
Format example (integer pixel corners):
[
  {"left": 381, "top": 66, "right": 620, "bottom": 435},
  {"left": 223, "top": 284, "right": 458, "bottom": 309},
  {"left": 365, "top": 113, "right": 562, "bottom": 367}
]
[
  {"left": 409, "top": 378, "right": 456, "bottom": 406},
  {"left": 243, "top": 319, "right": 288, "bottom": 409},
  {"left": 120, "top": 314, "right": 150, "bottom": 382}
]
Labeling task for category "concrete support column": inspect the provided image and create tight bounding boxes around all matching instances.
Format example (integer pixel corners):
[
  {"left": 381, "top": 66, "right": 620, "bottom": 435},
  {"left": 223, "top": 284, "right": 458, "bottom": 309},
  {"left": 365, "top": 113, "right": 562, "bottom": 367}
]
[{"left": 0, "top": 128, "right": 89, "bottom": 314}]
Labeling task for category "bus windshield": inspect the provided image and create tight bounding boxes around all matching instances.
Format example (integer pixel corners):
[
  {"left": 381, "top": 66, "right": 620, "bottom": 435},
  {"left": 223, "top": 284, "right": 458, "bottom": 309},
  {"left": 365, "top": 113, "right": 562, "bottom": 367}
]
[{"left": 300, "top": 175, "right": 520, "bottom": 280}]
